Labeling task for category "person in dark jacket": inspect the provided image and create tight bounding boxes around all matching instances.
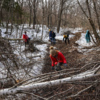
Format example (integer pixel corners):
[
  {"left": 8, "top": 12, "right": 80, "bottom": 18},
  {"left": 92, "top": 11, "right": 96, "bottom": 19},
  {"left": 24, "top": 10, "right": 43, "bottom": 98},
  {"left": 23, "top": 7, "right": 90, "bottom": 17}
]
[
  {"left": 85, "top": 30, "right": 91, "bottom": 43},
  {"left": 49, "top": 29, "right": 56, "bottom": 44},
  {"left": 49, "top": 46, "right": 67, "bottom": 71}
]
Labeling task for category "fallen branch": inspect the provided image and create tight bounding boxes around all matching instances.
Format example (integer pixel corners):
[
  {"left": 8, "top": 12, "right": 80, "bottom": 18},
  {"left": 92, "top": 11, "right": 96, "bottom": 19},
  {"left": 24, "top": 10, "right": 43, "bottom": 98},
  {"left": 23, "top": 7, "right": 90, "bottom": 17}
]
[
  {"left": 21, "top": 91, "right": 47, "bottom": 100},
  {"left": 48, "top": 86, "right": 74, "bottom": 100},
  {"left": 7, "top": 38, "right": 23, "bottom": 41},
  {"left": 64, "top": 80, "right": 99, "bottom": 99},
  {"left": 65, "top": 85, "right": 93, "bottom": 99},
  {"left": 0, "top": 65, "right": 100, "bottom": 96}
]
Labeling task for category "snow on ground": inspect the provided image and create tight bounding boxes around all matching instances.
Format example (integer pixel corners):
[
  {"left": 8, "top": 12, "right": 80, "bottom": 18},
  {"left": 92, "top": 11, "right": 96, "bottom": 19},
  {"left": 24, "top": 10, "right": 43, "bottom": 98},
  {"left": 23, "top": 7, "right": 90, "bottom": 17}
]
[
  {"left": 0, "top": 24, "right": 95, "bottom": 79},
  {"left": 55, "top": 27, "right": 83, "bottom": 40},
  {"left": 76, "top": 33, "right": 94, "bottom": 47},
  {"left": 0, "top": 63, "right": 7, "bottom": 78},
  {"left": 75, "top": 33, "right": 96, "bottom": 54},
  {"left": 0, "top": 24, "right": 49, "bottom": 78}
]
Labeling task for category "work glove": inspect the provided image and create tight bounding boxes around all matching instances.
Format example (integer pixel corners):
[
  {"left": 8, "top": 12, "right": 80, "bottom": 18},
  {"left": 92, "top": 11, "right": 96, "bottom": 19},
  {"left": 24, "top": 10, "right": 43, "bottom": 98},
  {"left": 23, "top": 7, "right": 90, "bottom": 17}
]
[
  {"left": 52, "top": 67, "right": 54, "bottom": 70},
  {"left": 63, "top": 63, "right": 67, "bottom": 67}
]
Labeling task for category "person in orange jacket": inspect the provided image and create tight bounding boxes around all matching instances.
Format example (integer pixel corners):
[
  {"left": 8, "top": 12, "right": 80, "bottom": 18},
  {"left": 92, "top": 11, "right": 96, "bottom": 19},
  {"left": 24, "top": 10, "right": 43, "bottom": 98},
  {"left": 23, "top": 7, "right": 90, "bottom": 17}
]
[
  {"left": 23, "top": 31, "right": 30, "bottom": 47},
  {"left": 49, "top": 46, "right": 67, "bottom": 71}
]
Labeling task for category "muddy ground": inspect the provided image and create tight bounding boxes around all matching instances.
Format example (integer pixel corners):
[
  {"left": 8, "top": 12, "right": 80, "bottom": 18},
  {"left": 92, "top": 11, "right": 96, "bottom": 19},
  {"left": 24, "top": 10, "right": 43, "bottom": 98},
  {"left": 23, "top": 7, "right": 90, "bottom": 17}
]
[
  {"left": 0, "top": 33, "right": 100, "bottom": 100},
  {"left": 41, "top": 32, "right": 100, "bottom": 100},
  {"left": 43, "top": 32, "right": 100, "bottom": 73}
]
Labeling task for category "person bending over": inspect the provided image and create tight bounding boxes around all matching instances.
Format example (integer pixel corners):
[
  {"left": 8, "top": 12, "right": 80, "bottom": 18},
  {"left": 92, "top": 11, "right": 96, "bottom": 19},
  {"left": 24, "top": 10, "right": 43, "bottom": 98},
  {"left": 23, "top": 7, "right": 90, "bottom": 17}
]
[{"left": 49, "top": 46, "right": 67, "bottom": 71}]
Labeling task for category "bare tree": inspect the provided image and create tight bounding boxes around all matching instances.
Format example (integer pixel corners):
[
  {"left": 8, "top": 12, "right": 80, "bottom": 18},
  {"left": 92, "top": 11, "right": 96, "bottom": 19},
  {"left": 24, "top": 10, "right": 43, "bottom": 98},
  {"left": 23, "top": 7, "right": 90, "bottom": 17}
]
[
  {"left": 28, "top": 0, "right": 32, "bottom": 27},
  {"left": 57, "top": 0, "right": 72, "bottom": 33},
  {"left": 0, "top": 0, "right": 4, "bottom": 25},
  {"left": 77, "top": 0, "right": 100, "bottom": 45}
]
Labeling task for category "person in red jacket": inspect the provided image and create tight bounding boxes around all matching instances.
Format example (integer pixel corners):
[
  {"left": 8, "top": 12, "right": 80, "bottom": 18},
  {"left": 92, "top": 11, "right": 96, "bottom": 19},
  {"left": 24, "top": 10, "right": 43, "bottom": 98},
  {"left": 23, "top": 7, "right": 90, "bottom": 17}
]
[
  {"left": 49, "top": 46, "right": 67, "bottom": 71},
  {"left": 23, "top": 31, "right": 29, "bottom": 47}
]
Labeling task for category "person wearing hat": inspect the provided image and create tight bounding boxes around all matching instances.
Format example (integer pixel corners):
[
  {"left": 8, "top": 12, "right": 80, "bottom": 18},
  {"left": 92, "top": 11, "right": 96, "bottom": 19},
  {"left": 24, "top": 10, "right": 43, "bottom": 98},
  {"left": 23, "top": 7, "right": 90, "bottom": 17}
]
[{"left": 49, "top": 46, "right": 67, "bottom": 71}]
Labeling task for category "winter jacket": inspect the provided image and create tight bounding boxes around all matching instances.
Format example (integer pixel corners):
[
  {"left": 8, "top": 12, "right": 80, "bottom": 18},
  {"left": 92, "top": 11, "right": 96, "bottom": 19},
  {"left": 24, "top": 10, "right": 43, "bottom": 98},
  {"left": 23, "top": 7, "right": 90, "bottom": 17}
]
[
  {"left": 85, "top": 30, "right": 91, "bottom": 43},
  {"left": 50, "top": 51, "right": 67, "bottom": 67},
  {"left": 23, "top": 34, "right": 28, "bottom": 42},
  {"left": 49, "top": 31, "right": 52, "bottom": 38}
]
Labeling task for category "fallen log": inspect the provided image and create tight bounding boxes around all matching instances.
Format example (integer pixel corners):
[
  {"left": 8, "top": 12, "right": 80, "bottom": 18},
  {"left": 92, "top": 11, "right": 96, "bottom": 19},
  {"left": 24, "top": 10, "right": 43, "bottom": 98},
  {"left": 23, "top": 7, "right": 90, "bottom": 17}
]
[
  {"left": 7, "top": 38, "right": 23, "bottom": 41},
  {"left": 0, "top": 66, "right": 100, "bottom": 96}
]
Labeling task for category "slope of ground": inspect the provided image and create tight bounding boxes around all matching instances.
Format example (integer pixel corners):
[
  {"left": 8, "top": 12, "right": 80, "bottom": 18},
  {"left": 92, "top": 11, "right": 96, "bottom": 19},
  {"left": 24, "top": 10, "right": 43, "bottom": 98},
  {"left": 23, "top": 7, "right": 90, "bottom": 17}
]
[
  {"left": 0, "top": 32, "right": 100, "bottom": 100},
  {"left": 42, "top": 32, "right": 85, "bottom": 73},
  {"left": 41, "top": 32, "right": 100, "bottom": 100}
]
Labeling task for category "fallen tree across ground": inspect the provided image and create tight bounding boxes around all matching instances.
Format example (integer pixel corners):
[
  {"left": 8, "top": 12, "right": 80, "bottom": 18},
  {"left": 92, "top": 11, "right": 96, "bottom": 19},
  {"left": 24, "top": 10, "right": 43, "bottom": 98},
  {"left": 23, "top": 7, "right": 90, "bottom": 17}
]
[{"left": 0, "top": 65, "right": 100, "bottom": 97}]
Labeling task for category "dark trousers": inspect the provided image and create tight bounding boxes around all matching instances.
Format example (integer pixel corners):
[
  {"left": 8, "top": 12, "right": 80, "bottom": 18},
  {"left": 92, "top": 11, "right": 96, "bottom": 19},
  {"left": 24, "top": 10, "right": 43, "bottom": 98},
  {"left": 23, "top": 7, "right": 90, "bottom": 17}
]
[
  {"left": 25, "top": 38, "right": 30, "bottom": 47},
  {"left": 63, "top": 38, "right": 70, "bottom": 44},
  {"left": 55, "top": 62, "right": 63, "bottom": 71}
]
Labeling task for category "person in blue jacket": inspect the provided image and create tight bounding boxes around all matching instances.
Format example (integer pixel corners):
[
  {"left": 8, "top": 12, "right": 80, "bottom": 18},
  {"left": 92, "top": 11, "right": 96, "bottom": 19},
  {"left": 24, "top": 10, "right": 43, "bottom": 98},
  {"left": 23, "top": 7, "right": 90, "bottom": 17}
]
[
  {"left": 85, "top": 30, "right": 91, "bottom": 43},
  {"left": 52, "top": 31, "right": 56, "bottom": 44},
  {"left": 49, "top": 29, "right": 56, "bottom": 44}
]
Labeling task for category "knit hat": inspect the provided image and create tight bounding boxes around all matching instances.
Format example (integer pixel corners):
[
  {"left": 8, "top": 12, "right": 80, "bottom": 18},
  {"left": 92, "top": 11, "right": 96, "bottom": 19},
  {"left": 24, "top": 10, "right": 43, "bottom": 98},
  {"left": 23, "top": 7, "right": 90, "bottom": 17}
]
[{"left": 49, "top": 46, "right": 57, "bottom": 56}]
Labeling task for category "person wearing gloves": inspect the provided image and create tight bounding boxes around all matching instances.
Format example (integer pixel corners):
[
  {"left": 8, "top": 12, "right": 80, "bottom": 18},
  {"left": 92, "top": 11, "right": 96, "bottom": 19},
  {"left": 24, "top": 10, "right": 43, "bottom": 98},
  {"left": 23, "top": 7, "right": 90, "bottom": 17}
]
[{"left": 49, "top": 46, "right": 67, "bottom": 71}]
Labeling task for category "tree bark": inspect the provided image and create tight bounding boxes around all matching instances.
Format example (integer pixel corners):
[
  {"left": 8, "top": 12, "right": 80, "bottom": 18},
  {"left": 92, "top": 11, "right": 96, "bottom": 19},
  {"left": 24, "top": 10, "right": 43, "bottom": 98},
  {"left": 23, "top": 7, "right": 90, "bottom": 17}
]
[
  {"left": 57, "top": 0, "right": 63, "bottom": 33},
  {"left": 92, "top": 0, "right": 100, "bottom": 31},
  {"left": 0, "top": 65, "right": 99, "bottom": 96},
  {"left": 29, "top": 0, "right": 32, "bottom": 27},
  {"left": 77, "top": 0, "right": 100, "bottom": 44},
  {"left": 33, "top": 0, "right": 36, "bottom": 29}
]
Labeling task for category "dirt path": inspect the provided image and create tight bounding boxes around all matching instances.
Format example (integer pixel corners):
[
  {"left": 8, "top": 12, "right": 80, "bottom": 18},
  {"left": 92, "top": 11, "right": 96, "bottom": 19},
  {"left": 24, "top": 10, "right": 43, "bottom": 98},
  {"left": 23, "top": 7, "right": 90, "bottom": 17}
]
[
  {"left": 42, "top": 32, "right": 100, "bottom": 73},
  {"left": 42, "top": 32, "right": 85, "bottom": 73},
  {"left": 40, "top": 32, "right": 100, "bottom": 100}
]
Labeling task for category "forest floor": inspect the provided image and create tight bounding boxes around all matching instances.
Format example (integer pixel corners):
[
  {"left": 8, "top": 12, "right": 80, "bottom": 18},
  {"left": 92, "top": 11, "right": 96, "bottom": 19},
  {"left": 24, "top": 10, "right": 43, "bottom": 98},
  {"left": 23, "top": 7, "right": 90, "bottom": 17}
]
[
  {"left": 41, "top": 32, "right": 100, "bottom": 100},
  {"left": 43, "top": 32, "right": 100, "bottom": 73},
  {"left": 0, "top": 32, "right": 100, "bottom": 100}
]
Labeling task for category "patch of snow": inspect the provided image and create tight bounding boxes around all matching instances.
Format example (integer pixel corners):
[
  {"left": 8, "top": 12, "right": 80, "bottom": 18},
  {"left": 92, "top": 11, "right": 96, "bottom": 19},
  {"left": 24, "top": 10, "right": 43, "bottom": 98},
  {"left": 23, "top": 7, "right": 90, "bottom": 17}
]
[{"left": 76, "top": 33, "right": 94, "bottom": 47}]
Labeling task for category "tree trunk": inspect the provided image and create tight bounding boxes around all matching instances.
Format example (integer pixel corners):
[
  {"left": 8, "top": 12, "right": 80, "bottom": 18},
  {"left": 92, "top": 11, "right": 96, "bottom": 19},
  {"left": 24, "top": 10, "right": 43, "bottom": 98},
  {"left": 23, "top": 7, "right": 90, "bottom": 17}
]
[
  {"left": 33, "top": 0, "right": 36, "bottom": 29},
  {"left": 77, "top": 0, "right": 100, "bottom": 45},
  {"left": 57, "top": 0, "right": 63, "bottom": 33},
  {"left": 0, "top": 65, "right": 99, "bottom": 96},
  {"left": 29, "top": 0, "right": 32, "bottom": 27},
  {"left": 92, "top": 0, "right": 100, "bottom": 31},
  {"left": 41, "top": 0, "right": 44, "bottom": 40}
]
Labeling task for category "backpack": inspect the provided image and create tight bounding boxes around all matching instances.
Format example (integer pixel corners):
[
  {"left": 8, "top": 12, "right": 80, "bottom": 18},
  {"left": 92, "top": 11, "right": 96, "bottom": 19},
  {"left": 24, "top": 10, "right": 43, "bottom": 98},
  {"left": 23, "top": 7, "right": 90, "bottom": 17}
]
[
  {"left": 63, "top": 35, "right": 67, "bottom": 38},
  {"left": 52, "top": 32, "right": 56, "bottom": 38}
]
